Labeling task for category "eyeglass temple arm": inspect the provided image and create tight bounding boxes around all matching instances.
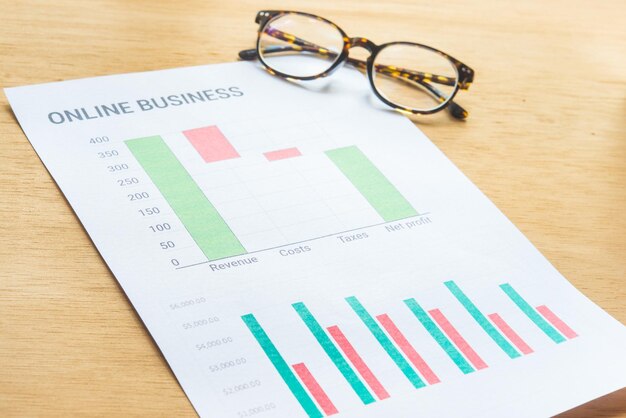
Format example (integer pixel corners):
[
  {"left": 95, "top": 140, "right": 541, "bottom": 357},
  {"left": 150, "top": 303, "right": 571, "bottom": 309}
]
[{"left": 240, "top": 47, "right": 468, "bottom": 119}]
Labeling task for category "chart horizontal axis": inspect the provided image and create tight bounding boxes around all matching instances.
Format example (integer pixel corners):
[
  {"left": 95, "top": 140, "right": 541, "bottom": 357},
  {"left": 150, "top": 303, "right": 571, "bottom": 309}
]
[{"left": 175, "top": 213, "right": 432, "bottom": 270}]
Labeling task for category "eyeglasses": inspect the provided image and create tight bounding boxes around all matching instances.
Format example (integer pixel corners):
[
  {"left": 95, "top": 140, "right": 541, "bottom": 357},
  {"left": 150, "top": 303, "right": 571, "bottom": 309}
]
[{"left": 239, "top": 10, "right": 475, "bottom": 119}]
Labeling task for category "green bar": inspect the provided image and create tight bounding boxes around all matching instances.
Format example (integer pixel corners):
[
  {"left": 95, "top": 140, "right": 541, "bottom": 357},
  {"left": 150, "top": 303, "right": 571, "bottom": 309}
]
[
  {"left": 241, "top": 314, "right": 322, "bottom": 418},
  {"left": 404, "top": 298, "right": 475, "bottom": 374},
  {"left": 345, "top": 296, "right": 426, "bottom": 389},
  {"left": 325, "top": 146, "right": 418, "bottom": 222},
  {"left": 126, "top": 136, "right": 245, "bottom": 260},
  {"left": 292, "top": 302, "right": 375, "bottom": 404},
  {"left": 444, "top": 281, "right": 521, "bottom": 358},
  {"left": 500, "top": 283, "right": 566, "bottom": 343}
]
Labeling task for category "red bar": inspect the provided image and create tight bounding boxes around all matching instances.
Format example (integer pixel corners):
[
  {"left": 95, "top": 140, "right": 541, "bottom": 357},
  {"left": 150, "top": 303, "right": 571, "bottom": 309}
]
[
  {"left": 375, "top": 314, "right": 440, "bottom": 385},
  {"left": 488, "top": 313, "right": 534, "bottom": 355},
  {"left": 292, "top": 363, "right": 338, "bottom": 416},
  {"left": 429, "top": 309, "right": 488, "bottom": 370},
  {"left": 327, "top": 325, "right": 390, "bottom": 399},
  {"left": 183, "top": 125, "right": 240, "bottom": 163},
  {"left": 264, "top": 147, "right": 302, "bottom": 161},
  {"left": 536, "top": 305, "right": 578, "bottom": 339}
]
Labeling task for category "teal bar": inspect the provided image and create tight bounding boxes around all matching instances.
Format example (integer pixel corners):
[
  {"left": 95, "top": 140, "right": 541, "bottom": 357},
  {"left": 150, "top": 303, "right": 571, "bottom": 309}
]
[
  {"left": 325, "top": 146, "right": 418, "bottom": 222},
  {"left": 444, "top": 281, "right": 521, "bottom": 359},
  {"left": 126, "top": 136, "right": 246, "bottom": 260},
  {"left": 241, "top": 314, "right": 322, "bottom": 418},
  {"left": 500, "top": 283, "right": 566, "bottom": 343},
  {"left": 404, "top": 298, "right": 475, "bottom": 374},
  {"left": 292, "top": 302, "right": 375, "bottom": 404},
  {"left": 345, "top": 296, "right": 426, "bottom": 389}
]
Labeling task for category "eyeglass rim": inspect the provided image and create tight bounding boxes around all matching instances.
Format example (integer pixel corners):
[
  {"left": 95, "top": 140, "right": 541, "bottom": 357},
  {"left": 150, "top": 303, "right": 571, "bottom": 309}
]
[
  {"left": 255, "top": 11, "right": 350, "bottom": 82},
  {"left": 253, "top": 10, "right": 474, "bottom": 116},
  {"left": 368, "top": 41, "right": 461, "bottom": 115}
]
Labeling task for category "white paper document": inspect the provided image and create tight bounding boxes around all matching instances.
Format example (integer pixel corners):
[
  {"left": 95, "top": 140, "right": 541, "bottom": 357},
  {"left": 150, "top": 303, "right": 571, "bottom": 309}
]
[{"left": 5, "top": 62, "right": 626, "bottom": 417}]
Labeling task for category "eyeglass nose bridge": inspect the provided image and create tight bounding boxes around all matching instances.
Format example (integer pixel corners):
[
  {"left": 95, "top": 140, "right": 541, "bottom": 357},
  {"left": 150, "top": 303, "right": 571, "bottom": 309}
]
[{"left": 347, "top": 37, "right": 378, "bottom": 54}]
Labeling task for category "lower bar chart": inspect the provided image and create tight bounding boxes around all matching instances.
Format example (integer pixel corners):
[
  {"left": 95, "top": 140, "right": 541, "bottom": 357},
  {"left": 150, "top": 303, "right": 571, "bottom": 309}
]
[{"left": 241, "top": 280, "right": 579, "bottom": 417}]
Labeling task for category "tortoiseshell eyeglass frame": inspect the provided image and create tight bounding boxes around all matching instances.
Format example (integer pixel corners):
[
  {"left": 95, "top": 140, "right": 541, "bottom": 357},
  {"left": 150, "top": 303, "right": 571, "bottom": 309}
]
[{"left": 238, "top": 10, "right": 475, "bottom": 119}]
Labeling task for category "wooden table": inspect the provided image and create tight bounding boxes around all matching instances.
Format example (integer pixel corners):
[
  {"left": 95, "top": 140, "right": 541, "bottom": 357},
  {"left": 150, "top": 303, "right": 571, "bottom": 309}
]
[{"left": 1, "top": 0, "right": 624, "bottom": 416}]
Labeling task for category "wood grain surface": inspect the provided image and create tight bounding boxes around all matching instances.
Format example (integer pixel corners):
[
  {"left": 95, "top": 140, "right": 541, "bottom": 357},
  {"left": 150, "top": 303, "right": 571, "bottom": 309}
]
[{"left": 1, "top": 0, "right": 624, "bottom": 416}]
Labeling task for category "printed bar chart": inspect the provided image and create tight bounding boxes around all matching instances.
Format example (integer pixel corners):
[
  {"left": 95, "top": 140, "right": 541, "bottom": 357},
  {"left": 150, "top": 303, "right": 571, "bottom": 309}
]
[
  {"left": 183, "top": 125, "right": 240, "bottom": 163},
  {"left": 403, "top": 298, "right": 475, "bottom": 374},
  {"left": 127, "top": 125, "right": 427, "bottom": 265},
  {"left": 500, "top": 283, "right": 571, "bottom": 343},
  {"left": 242, "top": 281, "right": 580, "bottom": 413},
  {"left": 444, "top": 281, "right": 521, "bottom": 359},
  {"left": 125, "top": 136, "right": 246, "bottom": 260},
  {"left": 241, "top": 314, "right": 323, "bottom": 418},
  {"left": 326, "top": 146, "right": 418, "bottom": 222},
  {"left": 345, "top": 296, "right": 427, "bottom": 389},
  {"left": 292, "top": 302, "right": 376, "bottom": 405}
]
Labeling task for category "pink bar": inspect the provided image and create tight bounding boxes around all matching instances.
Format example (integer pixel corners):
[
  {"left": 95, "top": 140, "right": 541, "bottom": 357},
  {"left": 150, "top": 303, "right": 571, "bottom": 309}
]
[
  {"left": 429, "top": 309, "right": 488, "bottom": 370},
  {"left": 375, "top": 314, "right": 441, "bottom": 385},
  {"left": 264, "top": 147, "right": 302, "bottom": 161},
  {"left": 327, "top": 325, "right": 391, "bottom": 399},
  {"left": 183, "top": 125, "right": 240, "bottom": 163},
  {"left": 292, "top": 363, "right": 338, "bottom": 416},
  {"left": 488, "top": 313, "right": 534, "bottom": 355},
  {"left": 536, "top": 305, "right": 578, "bottom": 339}
]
